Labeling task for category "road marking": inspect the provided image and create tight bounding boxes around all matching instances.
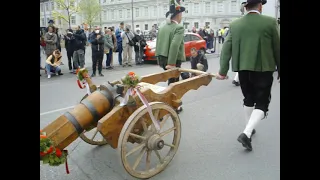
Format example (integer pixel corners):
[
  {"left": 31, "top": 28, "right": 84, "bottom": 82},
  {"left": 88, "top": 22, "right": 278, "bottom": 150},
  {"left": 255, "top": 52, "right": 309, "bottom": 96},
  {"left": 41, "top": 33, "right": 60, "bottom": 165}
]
[{"left": 40, "top": 105, "right": 75, "bottom": 116}]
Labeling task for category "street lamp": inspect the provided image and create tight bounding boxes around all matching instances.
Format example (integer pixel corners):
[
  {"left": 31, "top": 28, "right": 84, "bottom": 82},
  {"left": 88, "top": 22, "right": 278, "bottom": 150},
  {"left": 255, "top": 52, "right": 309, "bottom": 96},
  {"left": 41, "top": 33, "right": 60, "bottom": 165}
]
[{"left": 131, "top": 0, "right": 134, "bottom": 31}]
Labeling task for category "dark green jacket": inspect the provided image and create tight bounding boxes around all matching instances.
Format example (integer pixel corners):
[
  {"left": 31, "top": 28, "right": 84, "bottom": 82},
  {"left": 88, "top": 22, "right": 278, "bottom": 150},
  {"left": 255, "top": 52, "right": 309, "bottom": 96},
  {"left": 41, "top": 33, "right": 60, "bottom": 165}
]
[
  {"left": 156, "top": 22, "right": 186, "bottom": 65},
  {"left": 219, "top": 13, "right": 280, "bottom": 76}
]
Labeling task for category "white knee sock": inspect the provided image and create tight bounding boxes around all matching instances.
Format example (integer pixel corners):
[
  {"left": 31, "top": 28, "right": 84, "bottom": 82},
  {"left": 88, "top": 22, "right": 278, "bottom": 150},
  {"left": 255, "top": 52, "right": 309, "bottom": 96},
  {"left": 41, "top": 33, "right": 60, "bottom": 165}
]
[
  {"left": 234, "top": 73, "right": 239, "bottom": 82},
  {"left": 244, "top": 106, "right": 254, "bottom": 124},
  {"left": 243, "top": 109, "right": 265, "bottom": 138}
]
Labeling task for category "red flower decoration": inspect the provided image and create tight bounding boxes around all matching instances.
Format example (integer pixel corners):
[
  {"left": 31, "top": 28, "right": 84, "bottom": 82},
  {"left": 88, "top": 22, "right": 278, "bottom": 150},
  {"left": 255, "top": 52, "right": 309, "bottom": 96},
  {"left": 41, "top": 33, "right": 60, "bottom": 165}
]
[
  {"left": 176, "top": 6, "right": 181, "bottom": 11},
  {"left": 128, "top": 72, "right": 135, "bottom": 76},
  {"left": 55, "top": 148, "right": 62, "bottom": 158}
]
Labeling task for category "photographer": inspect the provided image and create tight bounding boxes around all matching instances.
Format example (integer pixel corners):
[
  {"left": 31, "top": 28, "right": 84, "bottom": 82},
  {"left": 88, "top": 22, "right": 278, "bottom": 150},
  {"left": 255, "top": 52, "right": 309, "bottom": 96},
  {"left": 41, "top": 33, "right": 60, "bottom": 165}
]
[
  {"left": 73, "top": 26, "right": 86, "bottom": 69},
  {"left": 90, "top": 26, "right": 105, "bottom": 77},
  {"left": 64, "top": 29, "right": 76, "bottom": 73},
  {"left": 121, "top": 25, "right": 135, "bottom": 67}
]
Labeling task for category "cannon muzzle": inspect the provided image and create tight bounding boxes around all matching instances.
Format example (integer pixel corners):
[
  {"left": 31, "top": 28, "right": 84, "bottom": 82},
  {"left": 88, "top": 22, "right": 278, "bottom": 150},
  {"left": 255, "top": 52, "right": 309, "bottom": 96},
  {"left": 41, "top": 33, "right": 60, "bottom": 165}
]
[{"left": 42, "top": 84, "right": 119, "bottom": 149}]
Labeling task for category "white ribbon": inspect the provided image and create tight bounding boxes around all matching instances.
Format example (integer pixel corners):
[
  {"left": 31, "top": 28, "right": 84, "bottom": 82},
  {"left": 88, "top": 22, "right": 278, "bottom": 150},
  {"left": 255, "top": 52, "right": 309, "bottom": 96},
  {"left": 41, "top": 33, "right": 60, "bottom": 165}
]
[
  {"left": 85, "top": 82, "right": 91, "bottom": 95},
  {"left": 120, "top": 87, "right": 161, "bottom": 131}
]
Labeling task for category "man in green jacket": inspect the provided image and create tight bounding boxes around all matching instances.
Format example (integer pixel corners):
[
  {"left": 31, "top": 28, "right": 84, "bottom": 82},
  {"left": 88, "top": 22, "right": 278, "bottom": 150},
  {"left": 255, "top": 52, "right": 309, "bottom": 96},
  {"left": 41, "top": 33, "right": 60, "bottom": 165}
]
[
  {"left": 155, "top": 2, "right": 186, "bottom": 113},
  {"left": 216, "top": 0, "right": 280, "bottom": 151},
  {"left": 156, "top": 3, "right": 186, "bottom": 85}
]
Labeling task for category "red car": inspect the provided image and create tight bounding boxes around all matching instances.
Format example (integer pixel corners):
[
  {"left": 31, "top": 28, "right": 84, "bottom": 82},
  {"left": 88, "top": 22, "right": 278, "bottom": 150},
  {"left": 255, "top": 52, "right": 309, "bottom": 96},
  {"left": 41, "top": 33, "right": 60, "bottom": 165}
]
[{"left": 143, "top": 32, "right": 207, "bottom": 62}]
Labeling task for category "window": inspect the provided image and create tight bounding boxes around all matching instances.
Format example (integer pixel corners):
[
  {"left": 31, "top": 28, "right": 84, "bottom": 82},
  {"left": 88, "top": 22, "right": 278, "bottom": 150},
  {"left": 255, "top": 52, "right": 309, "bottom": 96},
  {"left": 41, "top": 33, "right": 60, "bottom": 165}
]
[
  {"left": 217, "top": 1, "right": 224, "bottom": 13},
  {"left": 58, "top": 18, "right": 61, "bottom": 25},
  {"left": 127, "top": 9, "right": 131, "bottom": 18},
  {"left": 71, "top": 16, "right": 76, "bottom": 25},
  {"left": 135, "top": 8, "right": 139, "bottom": 17},
  {"left": 70, "top": 1, "right": 75, "bottom": 8},
  {"left": 40, "top": 4, "right": 44, "bottom": 12},
  {"left": 145, "top": 24, "right": 148, "bottom": 30},
  {"left": 184, "top": 34, "right": 191, "bottom": 42},
  {"left": 163, "top": 5, "right": 168, "bottom": 14},
  {"left": 136, "top": 25, "right": 139, "bottom": 28},
  {"left": 153, "top": 6, "right": 157, "bottom": 16},
  {"left": 231, "top": 1, "right": 237, "bottom": 12},
  {"left": 119, "top": 10, "right": 122, "bottom": 18},
  {"left": 194, "top": 22, "right": 199, "bottom": 29},
  {"left": 41, "top": 18, "right": 45, "bottom": 26},
  {"left": 191, "top": 35, "right": 201, "bottom": 41},
  {"left": 205, "top": 22, "right": 210, "bottom": 27},
  {"left": 205, "top": 2, "right": 210, "bottom": 13},
  {"left": 103, "top": 11, "right": 107, "bottom": 20},
  {"left": 51, "top": 2, "right": 54, "bottom": 10},
  {"left": 144, "top": 7, "right": 148, "bottom": 16},
  {"left": 111, "top": 10, "right": 114, "bottom": 19},
  {"left": 194, "top": 3, "right": 199, "bottom": 14},
  {"left": 46, "top": 18, "right": 50, "bottom": 24},
  {"left": 45, "top": 3, "right": 49, "bottom": 11},
  {"left": 103, "top": 0, "right": 106, "bottom": 3},
  {"left": 111, "top": 0, "right": 114, "bottom": 2}
]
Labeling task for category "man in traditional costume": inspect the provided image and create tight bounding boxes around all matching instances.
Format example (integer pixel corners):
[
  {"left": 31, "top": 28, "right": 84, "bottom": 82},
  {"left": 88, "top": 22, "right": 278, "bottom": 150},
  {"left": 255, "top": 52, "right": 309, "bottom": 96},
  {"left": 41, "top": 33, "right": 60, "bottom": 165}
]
[
  {"left": 155, "top": 0, "right": 185, "bottom": 112},
  {"left": 216, "top": 0, "right": 280, "bottom": 151}
]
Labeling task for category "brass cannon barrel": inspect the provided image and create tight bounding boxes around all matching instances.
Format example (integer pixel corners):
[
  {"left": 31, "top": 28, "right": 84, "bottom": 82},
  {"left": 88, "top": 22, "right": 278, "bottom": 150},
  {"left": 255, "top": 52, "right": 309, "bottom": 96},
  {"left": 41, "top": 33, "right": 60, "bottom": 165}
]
[{"left": 42, "top": 85, "right": 118, "bottom": 149}]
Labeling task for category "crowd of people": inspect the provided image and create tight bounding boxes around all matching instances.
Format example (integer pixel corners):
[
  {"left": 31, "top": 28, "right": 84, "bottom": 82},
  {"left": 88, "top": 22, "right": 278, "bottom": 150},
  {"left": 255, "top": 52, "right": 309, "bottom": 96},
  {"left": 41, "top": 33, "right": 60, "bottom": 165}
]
[{"left": 40, "top": 21, "right": 148, "bottom": 79}]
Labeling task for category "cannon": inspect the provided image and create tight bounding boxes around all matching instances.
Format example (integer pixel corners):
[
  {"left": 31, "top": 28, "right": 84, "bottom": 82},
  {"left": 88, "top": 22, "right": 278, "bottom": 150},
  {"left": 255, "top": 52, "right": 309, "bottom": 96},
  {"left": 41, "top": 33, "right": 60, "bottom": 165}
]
[{"left": 41, "top": 68, "right": 216, "bottom": 179}]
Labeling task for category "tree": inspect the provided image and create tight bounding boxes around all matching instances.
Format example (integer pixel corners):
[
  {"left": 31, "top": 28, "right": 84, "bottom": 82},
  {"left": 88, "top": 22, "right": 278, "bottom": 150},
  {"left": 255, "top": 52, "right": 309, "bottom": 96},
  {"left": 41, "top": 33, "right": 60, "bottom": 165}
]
[
  {"left": 52, "top": 0, "right": 80, "bottom": 29},
  {"left": 78, "top": 0, "right": 102, "bottom": 32}
]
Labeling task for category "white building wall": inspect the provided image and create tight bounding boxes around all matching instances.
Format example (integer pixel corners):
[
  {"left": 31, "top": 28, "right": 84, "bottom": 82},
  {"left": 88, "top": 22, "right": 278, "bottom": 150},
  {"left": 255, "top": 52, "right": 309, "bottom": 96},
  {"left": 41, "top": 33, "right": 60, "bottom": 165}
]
[
  {"left": 99, "top": 0, "right": 243, "bottom": 32},
  {"left": 41, "top": 0, "right": 278, "bottom": 33}
]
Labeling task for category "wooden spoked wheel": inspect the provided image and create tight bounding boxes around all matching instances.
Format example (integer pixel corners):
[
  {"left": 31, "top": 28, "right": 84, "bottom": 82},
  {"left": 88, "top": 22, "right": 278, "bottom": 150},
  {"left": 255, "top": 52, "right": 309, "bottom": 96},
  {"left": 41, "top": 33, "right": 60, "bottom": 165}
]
[
  {"left": 118, "top": 102, "right": 181, "bottom": 179},
  {"left": 79, "top": 93, "right": 108, "bottom": 146}
]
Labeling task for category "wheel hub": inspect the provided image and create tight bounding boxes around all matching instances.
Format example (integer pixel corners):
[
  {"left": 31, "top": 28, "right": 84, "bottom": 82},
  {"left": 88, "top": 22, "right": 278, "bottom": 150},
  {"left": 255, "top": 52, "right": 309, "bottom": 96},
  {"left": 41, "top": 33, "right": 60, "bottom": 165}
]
[{"left": 147, "top": 134, "right": 164, "bottom": 150}]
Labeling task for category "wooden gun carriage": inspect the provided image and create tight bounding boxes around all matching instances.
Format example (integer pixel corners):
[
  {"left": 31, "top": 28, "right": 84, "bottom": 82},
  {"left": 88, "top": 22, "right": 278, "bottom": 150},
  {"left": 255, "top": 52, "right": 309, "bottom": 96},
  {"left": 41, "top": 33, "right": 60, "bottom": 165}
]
[{"left": 42, "top": 68, "right": 215, "bottom": 179}]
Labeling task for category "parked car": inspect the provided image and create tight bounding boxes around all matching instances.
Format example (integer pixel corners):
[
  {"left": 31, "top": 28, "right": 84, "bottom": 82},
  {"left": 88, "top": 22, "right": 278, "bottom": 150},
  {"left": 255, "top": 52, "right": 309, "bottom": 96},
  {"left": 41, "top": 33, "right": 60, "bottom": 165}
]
[{"left": 143, "top": 32, "right": 207, "bottom": 62}]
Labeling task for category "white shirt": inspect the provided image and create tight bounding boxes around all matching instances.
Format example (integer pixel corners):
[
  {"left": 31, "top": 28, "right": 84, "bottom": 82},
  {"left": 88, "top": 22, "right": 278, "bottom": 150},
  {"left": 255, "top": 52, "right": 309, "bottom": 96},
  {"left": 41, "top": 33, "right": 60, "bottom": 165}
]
[{"left": 247, "top": 10, "right": 261, "bottom": 14}]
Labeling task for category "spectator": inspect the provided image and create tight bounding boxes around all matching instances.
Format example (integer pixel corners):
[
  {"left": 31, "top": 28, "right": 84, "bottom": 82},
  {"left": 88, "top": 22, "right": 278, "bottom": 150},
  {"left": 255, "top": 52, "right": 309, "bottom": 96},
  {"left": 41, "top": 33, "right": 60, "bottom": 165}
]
[
  {"left": 115, "top": 22, "right": 124, "bottom": 65},
  {"left": 121, "top": 24, "right": 135, "bottom": 67},
  {"left": 90, "top": 26, "right": 105, "bottom": 77},
  {"left": 133, "top": 28, "right": 144, "bottom": 65},
  {"left": 64, "top": 29, "right": 76, "bottom": 73},
  {"left": 109, "top": 27, "right": 117, "bottom": 68},
  {"left": 45, "top": 50, "right": 63, "bottom": 79},
  {"left": 190, "top": 47, "right": 208, "bottom": 75},
  {"left": 73, "top": 26, "right": 86, "bottom": 69},
  {"left": 44, "top": 26, "right": 57, "bottom": 58},
  {"left": 104, "top": 29, "right": 114, "bottom": 69}
]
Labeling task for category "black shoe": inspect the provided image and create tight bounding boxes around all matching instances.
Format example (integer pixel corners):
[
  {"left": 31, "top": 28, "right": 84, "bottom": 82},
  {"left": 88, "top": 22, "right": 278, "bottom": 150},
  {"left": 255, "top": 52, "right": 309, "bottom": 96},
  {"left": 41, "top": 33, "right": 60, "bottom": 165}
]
[
  {"left": 91, "top": 73, "right": 96, "bottom": 77},
  {"left": 128, "top": 64, "right": 132, "bottom": 67},
  {"left": 176, "top": 106, "right": 183, "bottom": 114},
  {"left": 252, "top": 129, "right": 256, "bottom": 135},
  {"left": 99, "top": 73, "right": 104, "bottom": 77},
  {"left": 232, "top": 80, "right": 240, "bottom": 86},
  {"left": 57, "top": 71, "right": 63, "bottom": 75},
  {"left": 237, "top": 133, "right": 252, "bottom": 151}
]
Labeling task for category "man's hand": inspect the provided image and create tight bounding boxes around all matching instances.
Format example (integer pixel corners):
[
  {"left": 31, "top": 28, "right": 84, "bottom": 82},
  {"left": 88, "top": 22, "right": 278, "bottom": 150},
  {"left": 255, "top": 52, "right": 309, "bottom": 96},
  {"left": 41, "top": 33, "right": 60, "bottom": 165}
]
[
  {"left": 165, "top": 65, "right": 176, "bottom": 70},
  {"left": 97, "top": 35, "right": 101, "bottom": 39},
  {"left": 216, "top": 73, "right": 227, "bottom": 80}
]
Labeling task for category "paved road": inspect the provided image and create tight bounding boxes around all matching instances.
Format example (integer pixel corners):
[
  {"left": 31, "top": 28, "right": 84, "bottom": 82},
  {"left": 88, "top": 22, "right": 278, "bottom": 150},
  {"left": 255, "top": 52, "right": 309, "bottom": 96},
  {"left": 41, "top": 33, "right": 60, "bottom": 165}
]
[{"left": 40, "top": 55, "right": 280, "bottom": 180}]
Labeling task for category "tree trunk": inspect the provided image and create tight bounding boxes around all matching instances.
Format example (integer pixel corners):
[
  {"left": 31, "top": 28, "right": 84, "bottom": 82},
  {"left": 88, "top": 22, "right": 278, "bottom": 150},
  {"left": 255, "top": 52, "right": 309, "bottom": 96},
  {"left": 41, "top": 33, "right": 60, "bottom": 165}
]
[{"left": 67, "top": 10, "right": 71, "bottom": 29}]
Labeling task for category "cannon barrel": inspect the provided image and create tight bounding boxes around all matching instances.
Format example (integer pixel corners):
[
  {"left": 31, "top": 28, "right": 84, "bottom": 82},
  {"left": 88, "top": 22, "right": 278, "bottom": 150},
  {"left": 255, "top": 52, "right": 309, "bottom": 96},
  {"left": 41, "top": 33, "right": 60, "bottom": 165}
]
[{"left": 42, "top": 84, "right": 119, "bottom": 149}]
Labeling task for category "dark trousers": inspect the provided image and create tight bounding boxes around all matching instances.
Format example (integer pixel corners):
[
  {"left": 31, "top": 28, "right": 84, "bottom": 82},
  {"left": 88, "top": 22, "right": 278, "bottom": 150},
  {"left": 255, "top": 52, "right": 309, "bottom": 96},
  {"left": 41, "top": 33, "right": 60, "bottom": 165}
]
[
  {"left": 67, "top": 50, "right": 74, "bottom": 70},
  {"left": 160, "top": 59, "right": 182, "bottom": 85},
  {"left": 238, "top": 71, "right": 274, "bottom": 113},
  {"left": 92, "top": 52, "right": 104, "bottom": 74},
  {"left": 117, "top": 43, "right": 123, "bottom": 65},
  {"left": 106, "top": 49, "right": 112, "bottom": 67}
]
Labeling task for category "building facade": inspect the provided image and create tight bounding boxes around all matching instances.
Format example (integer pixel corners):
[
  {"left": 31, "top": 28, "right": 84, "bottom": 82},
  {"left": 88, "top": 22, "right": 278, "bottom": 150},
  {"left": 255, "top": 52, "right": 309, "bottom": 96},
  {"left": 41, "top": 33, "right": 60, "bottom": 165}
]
[
  {"left": 40, "top": 0, "right": 83, "bottom": 30},
  {"left": 98, "top": 0, "right": 243, "bottom": 32}
]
